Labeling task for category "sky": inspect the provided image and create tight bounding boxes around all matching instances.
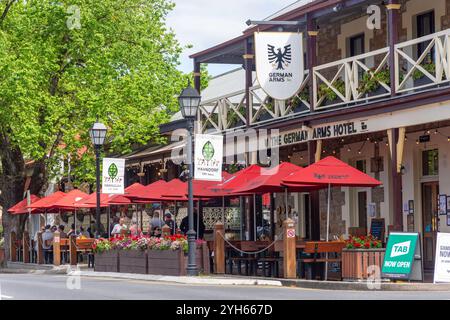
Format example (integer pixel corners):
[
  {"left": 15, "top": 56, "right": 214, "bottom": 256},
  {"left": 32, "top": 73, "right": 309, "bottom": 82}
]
[{"left": 166, "top": 0, "right": 298, "bottom": 77}]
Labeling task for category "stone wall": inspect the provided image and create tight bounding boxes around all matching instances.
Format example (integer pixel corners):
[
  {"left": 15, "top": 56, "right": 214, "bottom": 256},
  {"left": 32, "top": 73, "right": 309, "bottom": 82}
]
[{"left": 319, "top": 187, "right": 346, "bottom": 239}]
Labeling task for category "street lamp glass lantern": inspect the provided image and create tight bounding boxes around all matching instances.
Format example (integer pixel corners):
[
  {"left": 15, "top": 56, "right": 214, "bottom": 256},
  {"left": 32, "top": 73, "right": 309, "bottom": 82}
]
[
  {"left": 89, "top": 121, "right": 108, "bottom": 146},
  {"left": 178, "top": 85, "right": 201, "bottom": 119}
]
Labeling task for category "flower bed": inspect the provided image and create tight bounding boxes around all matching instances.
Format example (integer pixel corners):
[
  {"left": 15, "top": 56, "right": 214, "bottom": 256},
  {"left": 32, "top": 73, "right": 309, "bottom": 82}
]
[
  {"left": 92, "top": 235, "right": 209, "bottom": 275},
  {"left": 342, "top": 235, "right": 385, "bottom": 281}
]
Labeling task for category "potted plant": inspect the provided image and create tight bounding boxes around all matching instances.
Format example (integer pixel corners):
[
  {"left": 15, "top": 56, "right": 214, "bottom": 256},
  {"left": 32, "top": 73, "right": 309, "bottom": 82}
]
[
  {"left": 341, "top": 235, "right": 385, "bottom": 282},
  {"left": 357, "top": 68, "right": 390, "bottom": 97},
  {"left": 412, "top": 61, "right": 435, "bottom": 88},
  {"left": 93, "top": 238, "right": 120, "bottom": 273},
  {"left": 318, "top": 79, "right": 345, "bottom": 106},
  {"left": 291, "top": 88, "right": 310, "bottom": 113}
]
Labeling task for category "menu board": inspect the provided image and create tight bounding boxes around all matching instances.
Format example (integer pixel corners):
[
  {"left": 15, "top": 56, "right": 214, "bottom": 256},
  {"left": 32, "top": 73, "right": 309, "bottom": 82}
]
[{"left": 370, "top": 218, "right": 385, "bottom": 242}]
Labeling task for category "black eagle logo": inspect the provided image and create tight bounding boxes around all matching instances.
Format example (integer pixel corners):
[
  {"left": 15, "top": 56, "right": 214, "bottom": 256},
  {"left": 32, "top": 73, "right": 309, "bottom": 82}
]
[{"left": 268, "top": 44, "right": 292, "bottom": 70}]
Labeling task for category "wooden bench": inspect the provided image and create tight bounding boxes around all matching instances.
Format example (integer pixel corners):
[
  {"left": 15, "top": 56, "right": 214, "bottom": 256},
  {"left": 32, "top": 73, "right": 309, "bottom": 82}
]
[
  {"left": 300, "top": 241, "right": 346, "bottom": 280},
  {"left": 59, "top": 238, "right": 95, "bottom": 266}
]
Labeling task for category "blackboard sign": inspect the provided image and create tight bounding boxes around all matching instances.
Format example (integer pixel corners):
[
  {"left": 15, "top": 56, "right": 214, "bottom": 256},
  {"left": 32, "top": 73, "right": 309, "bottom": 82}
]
[{"left": 370, "top": 218, "right": 385, "bottom": 242}]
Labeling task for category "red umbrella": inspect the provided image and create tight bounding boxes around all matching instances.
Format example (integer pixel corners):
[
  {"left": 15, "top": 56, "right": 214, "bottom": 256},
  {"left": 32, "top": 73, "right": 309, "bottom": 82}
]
[
  {"left": 74, "top": 193, "right": 132, "bottom": 208},
  {"left": 131, "top": 179, "right": 184, "bottom": 201},
  {"left": 231, "top": 162, "right": 318, "bottom": 194},
  {"left": 27, "top": 191, "right": 66, "bottom": 211},
  {"left": 125, "top": 180, "right": 168, "bottom": 201},
  {"left": 282, "top": 156, "right": 382, "bottom": 187},
  {"left": 8, "top": 195, "right": 41, "bottom": 215},
  {"left": 51, "top": 189, "right": 89, "bottom": 210},
  {"left": 282, "top": 156, "right": 381, "bottom": 280},
  {"left": 197, "top": 165, "right": 264, "bottom": 198}
]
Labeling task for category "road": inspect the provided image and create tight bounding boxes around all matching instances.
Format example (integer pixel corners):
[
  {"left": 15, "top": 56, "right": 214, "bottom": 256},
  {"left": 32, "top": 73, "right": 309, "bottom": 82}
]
[{"left": 0, "top": 273, "right": 449, "bottom": 300}]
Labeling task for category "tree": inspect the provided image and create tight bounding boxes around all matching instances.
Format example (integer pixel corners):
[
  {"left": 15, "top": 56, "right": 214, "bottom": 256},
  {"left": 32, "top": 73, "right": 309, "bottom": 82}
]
[{"left": 0, "top": 0, "right": 194, "bottom": 257}]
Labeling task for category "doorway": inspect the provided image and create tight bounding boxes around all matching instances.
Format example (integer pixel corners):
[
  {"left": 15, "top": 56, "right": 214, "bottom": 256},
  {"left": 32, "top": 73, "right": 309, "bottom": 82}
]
[
  {"left": 422, "top": 182, "right": 439, "bottom": 270},
  {"left": 357, "top": 191, "right": 368, "bottom": 233}
]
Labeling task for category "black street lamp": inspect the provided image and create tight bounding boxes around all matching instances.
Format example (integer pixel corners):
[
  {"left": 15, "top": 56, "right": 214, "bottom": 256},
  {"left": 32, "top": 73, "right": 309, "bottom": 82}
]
[
  {"left": 178, "top": 82, "right": 201, "bottom": 276},
  {"left": 89, "top": 120, "right": 108, "bottom": 239}
]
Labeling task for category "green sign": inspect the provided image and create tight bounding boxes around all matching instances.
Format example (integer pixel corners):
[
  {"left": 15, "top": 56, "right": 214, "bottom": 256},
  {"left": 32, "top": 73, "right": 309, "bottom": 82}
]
[{"left": 382, "top": 232, "right": 419, "bottom": 279}]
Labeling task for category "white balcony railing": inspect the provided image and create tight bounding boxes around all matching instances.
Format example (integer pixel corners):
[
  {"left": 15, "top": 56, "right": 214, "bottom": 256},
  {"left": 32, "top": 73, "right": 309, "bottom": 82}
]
[
  {"left": 395, "top": 28, "right": 450, "bottom": 93},
  {"left": 312, "top": 47, "right": 391, "bottom": 110},
  {"left": 199, "top": 29, "right": 450, "bottom": 133}
]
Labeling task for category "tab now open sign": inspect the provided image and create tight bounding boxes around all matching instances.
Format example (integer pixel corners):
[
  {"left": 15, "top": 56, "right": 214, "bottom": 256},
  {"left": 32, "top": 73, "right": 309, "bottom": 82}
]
[{"left": 382, "top": 233, "right": 420, "bottom": 280}]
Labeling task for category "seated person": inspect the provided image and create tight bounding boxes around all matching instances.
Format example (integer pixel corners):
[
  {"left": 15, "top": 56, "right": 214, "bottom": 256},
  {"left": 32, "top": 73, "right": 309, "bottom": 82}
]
[{"left": 41, "top": 225, "right": 54, "bottom": 264}]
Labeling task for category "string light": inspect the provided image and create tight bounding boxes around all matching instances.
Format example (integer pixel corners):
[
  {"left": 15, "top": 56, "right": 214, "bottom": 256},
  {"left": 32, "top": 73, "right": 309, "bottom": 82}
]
[{"left": 347, "top": 146, "right": 352, "bottom": 152}]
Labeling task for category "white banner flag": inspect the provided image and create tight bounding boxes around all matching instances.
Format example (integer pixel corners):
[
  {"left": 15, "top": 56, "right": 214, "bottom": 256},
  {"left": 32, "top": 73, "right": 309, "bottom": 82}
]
[
  {"left": 254, "top": 32, "right": 304, "bottom": 100},
  {"left": 434, "top": 233, "right": 450, "bottom": 283},
  {"left": 194, "top": 134, "right": 223, "bottom": 181},
  {"left": 102, "top": 158, "right": 125, "bottom": 194}
]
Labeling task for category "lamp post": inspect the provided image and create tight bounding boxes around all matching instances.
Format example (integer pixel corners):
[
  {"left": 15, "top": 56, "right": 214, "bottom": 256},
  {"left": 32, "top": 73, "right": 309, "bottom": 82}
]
[
  {"left": 89, "top": 120, "right": 108, "bottom": 239},
  {"left": 178, "top": 82, "right": 201, "bottom": 276}
]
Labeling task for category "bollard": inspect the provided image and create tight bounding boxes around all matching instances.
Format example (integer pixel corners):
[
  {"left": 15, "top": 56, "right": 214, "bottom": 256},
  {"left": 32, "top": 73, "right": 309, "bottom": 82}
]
[
  {"left": 214, "top": 222, "right": 225, "bottom": 274},
  {"left": 53, "top": 231, "right": 61, "bottom": 266},
  {"left": 69, "top": 235, "right": 77, "bottom": 266},
  {"left": 283, "top": 218, "right": 297, "bottom": 279},
  {"left": 23, "top": 231, "right": 30, "bottom": 263},
  {"left": 162, "top": 225, "right": 171, "bottom": 237},
  {"left": 37, "top": 231, "right": 44, "bottom": 264},
  {"left": 10, "top": 231, "right": 17, "bottom": 262}
]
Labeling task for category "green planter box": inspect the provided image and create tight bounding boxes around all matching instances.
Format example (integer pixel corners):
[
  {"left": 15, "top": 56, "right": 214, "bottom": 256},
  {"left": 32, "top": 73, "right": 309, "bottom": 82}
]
[{"left": 94, "top": 250, "right": 119, "bottom": 273}]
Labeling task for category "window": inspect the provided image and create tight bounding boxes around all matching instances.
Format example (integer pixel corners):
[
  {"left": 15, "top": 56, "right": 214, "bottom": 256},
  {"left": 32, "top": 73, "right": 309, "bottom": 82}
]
[
  {"left": 349, "top": 34, "right": 365, "bottom": 57},
  {"left": 416, "top": 11, "right": 435, "bottom": 62},
  {"left": 356, "top": 159, "right": 367, "bottom": 173},
  {"left": 422, "top": 149, "right": 439, "bottom": 176}
]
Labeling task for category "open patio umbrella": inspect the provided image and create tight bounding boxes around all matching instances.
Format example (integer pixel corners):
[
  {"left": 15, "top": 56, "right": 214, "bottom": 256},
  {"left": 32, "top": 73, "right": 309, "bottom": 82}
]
[
  {"left": 50, "top": 189, "right": 89, "bottom": 232},
  {"left": 74, "top": 192, "right": 132, "bottom": 208},
  {"left": 282, "top": 156, "right": 382, "bottom": 280},
  {"left": 27, "top": 191, "right": 67, "bottom": 224},
  {"left": 124, "top": 180, "right": 168, "bottom": 201},
  {"left": 7, "top": 195, "right": 41, "bottom": 215}
]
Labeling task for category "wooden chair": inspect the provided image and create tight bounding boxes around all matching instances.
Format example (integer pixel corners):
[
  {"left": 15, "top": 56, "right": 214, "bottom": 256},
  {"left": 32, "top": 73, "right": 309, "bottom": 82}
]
[
  {"left": 300, "top": 241, "right": 346, "bottom": 280},
  {"left": 76, "top": 239, "right": 95, "bottom": 267},
  {"left": 227, "top": 241, "right": 259, "bottom": 276}
]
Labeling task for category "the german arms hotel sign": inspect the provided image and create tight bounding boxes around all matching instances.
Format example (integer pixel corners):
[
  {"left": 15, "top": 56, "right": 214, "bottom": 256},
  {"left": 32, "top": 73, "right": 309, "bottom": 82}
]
[{"left": 254, "top": 32, "right": 304, "bottom": 100}]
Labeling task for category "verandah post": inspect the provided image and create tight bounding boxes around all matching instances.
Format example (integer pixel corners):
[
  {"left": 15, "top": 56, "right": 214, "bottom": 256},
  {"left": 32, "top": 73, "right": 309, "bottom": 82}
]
[
  {"left": 22, "top": 231, "right": 30, "bottom": 263},
  {"left": 10, "top": 231, "right": 17, "bottom": 262},
  {"left": 53, "top": 231, "right": 61, "bottom": 266},
  {"left": 214, "top": 222, "right": 225, "bottom": 274},
  {"left": 37, "top": 231, "right": 44, "bottom": 264},
  {"left": 283, "top": 218, "right": 297, "bottom": 279},
  {"left": 69, "top": 235, "right": 77, "bottom": 266}
]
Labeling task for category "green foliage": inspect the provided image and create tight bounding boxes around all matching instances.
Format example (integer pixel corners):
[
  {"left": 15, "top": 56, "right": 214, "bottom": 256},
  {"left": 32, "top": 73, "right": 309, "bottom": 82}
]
[
  {"left": 357, "top": 68, "right": 390, "bottom": 95},
  {"left": 412, "top": 62, "right": 435, "bottom": 81},
  {"left": 318, "top": 79, "right": 345, "bottom": 101},
  {"left": 0, "top": 0, "right": 195, "bottom": 187}
]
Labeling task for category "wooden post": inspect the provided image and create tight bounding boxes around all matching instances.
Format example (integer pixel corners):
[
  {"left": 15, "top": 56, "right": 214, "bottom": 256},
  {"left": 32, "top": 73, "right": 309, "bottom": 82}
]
[
  {"left": 214, "top": 222, "right": 225, "bottom": 274},
  {"left": 53, "top": 231, "right": 61, "bottom": 266},
  {"left": 307, "top": 14, "right": 318, "bottom": 111},
  {"left": 23, "top": 231, "right": 30, "bottom": 263},
  {"left": 387, "top": 0, "right": 400, "bottom": 96},
  {"left": 10, "top": 231, "right": 17, "bottom": 262},
  {"left": 283, "top": 218, "right": 297, "bottom": 279},
  {"left": 244, "top": 38, "right": 254, "bottom": 127},
  {"left": 37, "top": 231, "right": 44, "bottom": 264},
  {"left": 162, "top": 224, "right": 171, "bottom": 237},
  {"left": 69, "top": 235, "right": 77, "bottom": 266}
]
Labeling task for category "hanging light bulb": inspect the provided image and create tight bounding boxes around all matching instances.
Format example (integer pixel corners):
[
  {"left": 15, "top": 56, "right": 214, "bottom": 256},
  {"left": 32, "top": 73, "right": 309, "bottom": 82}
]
[
  {"left": 434, "top": 129, "right": 438, "bottom": 135},
  {"left": 448, "top": 137, "right": 450, "bottom": 142},
  {"left": 347, "top": 146, "right": 352, "bottom": 152},
  {"left": 404, "top": 135, "right": 408, "bottom": 142},
  {"left": 416, "top": 140, "right": 420, "bottom": 145}
]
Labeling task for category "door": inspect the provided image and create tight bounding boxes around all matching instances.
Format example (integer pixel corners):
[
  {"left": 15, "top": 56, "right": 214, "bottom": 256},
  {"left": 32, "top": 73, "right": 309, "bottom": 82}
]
[
  {"left": 358, "top": 191, "right": 368, "bottom": 233},
  {"left": 422, "top": 182, "right": 439, "bottom": 270}
]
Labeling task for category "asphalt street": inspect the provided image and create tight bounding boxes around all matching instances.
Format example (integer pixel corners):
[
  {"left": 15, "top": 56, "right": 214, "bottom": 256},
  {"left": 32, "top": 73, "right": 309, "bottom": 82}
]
[{"left": 0, "top": 273, "right": 449, "bottom": 300}]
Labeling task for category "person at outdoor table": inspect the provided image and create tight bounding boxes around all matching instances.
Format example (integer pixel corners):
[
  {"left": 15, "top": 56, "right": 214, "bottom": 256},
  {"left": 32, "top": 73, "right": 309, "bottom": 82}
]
[
  {"left": 152, "top": 226, "right": 162, "bottom": 238},
  {"left": 149, "top": 211, "right": 164, "bottom": 230},
  {"left": 78, "top": 226, "right": 90, "bottom": 238},
  {"left": 58, "top": 225, "right": 68, "bottom": 239},
  {"left": 41, "top": 225, "right": 54, "bottom": 264},
  {"left": 180, "top": 209, "right": 205, "bottom": 239},
  {"left": 163, "top": 213, "right": 177, "bottom": 235},
  {"left": 67, "top": 224, "right": 77, "bottom": 237},
  {"left": 110, "top": 217, "right": 119, "bottom": 236},
  {"left": 111, "top": 218, "right": 127, "bottom": 237},
  {"left": 129, "top": 219, "right": 142, "bottom": 237}
]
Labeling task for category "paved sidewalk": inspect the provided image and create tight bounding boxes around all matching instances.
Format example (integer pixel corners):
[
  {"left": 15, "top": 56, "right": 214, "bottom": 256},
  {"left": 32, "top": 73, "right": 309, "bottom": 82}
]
[{"left": 4, "top": 262, "right": 450, "bottom": 291}]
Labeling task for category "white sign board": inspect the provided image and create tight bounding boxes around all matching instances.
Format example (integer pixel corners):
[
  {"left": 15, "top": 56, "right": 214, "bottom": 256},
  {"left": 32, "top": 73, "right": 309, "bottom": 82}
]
[
  {"left": 434, "top": 233, "right": 450, "bottom": 283},
  {"left": 102, "top": 158, "right": 125, "bottom": 194},
  {"left": 194, "top": 134, "right": 223, "bottom": 181},
  {"left": 254, "top": 32, "right": 304, "bottom": 100}
]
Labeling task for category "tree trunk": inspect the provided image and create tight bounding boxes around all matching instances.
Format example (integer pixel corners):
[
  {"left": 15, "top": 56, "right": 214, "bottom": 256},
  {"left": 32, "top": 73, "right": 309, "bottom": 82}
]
[{"left": 0, "top": 134, "right": 46, "bottom": 261}]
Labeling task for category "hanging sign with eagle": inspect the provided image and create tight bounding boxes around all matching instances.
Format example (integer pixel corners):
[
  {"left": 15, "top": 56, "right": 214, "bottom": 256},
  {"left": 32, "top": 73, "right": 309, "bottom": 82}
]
[{"left": 254, "top": 32, "right": 304, "bottom": 100}]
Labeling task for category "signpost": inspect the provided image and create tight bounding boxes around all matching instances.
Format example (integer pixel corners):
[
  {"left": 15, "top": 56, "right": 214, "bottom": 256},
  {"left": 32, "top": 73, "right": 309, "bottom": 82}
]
[
  {"left": 433, "top": 233, "right": 450, "bottom": 283},
  {"left": 381, "top": 232, "right": 423, "bottom": 281}
]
